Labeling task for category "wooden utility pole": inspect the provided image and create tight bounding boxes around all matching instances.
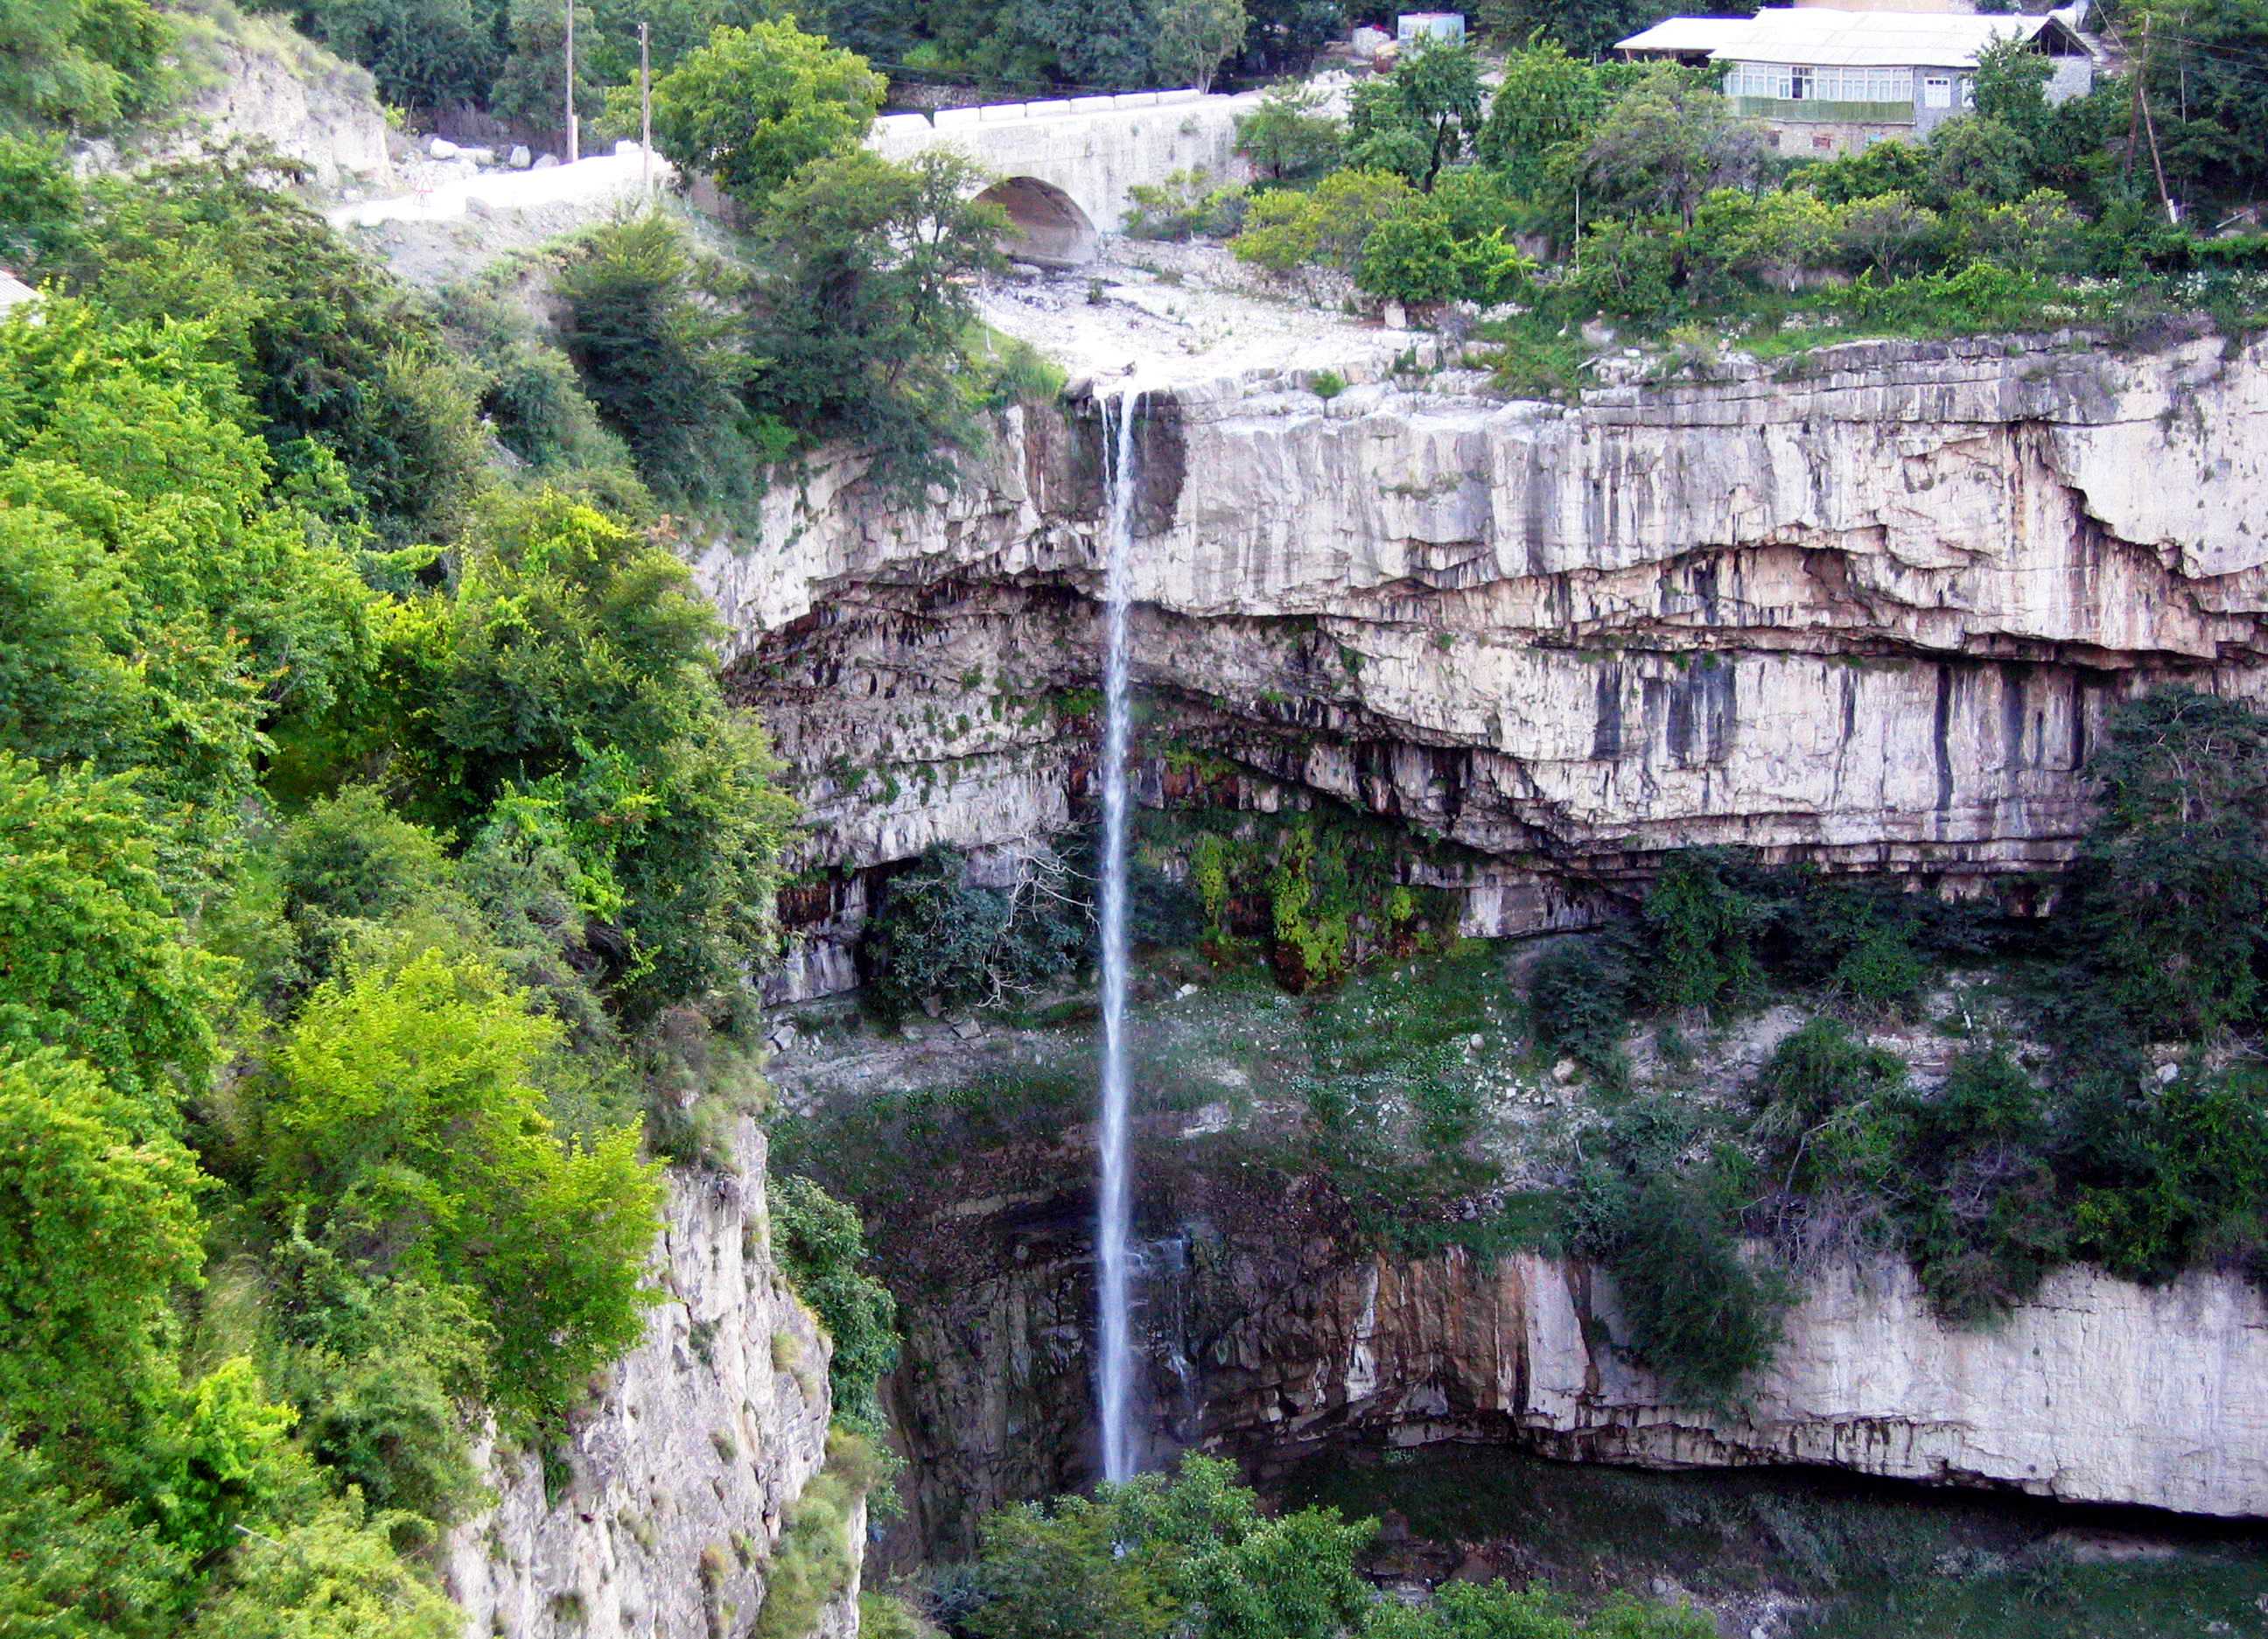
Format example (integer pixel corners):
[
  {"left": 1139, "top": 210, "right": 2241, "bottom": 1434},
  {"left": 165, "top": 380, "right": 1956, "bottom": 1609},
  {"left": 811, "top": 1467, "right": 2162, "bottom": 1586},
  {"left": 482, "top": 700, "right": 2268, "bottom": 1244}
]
[
  {"left": 564, "top": 0, "right": 579, "bottom": 162},
  {"left": 640, "top": 21, "right": 653, "bottom": 193},
  {"left": 2135, "top": 11, "right": 2179, "bottom": 224}
]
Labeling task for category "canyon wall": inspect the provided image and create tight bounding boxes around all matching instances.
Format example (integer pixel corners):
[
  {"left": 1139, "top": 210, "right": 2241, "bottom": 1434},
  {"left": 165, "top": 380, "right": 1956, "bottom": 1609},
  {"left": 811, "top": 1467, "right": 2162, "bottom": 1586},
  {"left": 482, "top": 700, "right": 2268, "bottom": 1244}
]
[
  {"left": 879, "top": 1205, "right": 2268, "bottom": 1556},
  {"left": 696, "top": 330, "right": 2268, "bottom": 998},
  {"left": 443, "top": 1120, "right": 860, "bottom": 1639}
]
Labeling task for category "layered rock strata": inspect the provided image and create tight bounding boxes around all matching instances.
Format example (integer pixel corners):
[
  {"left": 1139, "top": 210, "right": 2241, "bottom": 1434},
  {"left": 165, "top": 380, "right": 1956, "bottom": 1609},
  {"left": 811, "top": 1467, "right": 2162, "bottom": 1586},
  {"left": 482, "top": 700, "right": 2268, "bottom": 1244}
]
[
  {"left": 881, "top": 1208, "right": 2268, "bottom": 1556},
  {"left": 443, "top": 1121, "right": 858, "bottom": 1639},
  {"left": 698, "top": 331, "right": 2268, "bottom": 998}
]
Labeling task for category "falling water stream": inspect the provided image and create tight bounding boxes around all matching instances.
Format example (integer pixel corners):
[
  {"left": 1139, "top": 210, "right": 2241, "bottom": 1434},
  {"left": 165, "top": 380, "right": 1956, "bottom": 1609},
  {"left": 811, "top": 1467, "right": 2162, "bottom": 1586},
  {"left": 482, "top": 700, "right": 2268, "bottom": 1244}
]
[{"left": 1096, "top": 384, "right": 1143, "bottom": 1485}]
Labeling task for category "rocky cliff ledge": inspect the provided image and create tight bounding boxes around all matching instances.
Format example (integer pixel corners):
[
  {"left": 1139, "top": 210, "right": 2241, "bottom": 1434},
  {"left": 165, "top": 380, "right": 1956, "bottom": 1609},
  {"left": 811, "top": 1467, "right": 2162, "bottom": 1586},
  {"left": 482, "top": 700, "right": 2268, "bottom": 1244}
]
[
  {"left": 882, "top": 1211, "right": 2268, "bottom": 1555},
  {"left": 695, "top": 330, "right": 2268, "bottom": 997},
  {"left": 443, "top": 1121, "right": 858, "bottom": 1639}
]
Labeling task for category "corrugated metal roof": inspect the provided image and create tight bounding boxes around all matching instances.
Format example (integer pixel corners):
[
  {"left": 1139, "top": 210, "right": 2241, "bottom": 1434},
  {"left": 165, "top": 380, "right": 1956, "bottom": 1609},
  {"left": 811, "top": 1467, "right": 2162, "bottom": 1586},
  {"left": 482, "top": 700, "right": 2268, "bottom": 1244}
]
[
  {"left": 0, "top": 271, "right": 35, "bottom": 313},
  {"left": 1619, "top": 7, "right": 2055, "bottom": 67}
]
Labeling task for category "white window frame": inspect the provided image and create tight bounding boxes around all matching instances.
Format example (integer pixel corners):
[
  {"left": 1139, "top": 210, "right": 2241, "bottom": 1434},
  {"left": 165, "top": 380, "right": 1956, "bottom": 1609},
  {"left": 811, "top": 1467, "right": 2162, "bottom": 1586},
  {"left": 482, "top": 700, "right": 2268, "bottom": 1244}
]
[{"left": 1922, "top": 73, "right": 1953, "bottom": 109}]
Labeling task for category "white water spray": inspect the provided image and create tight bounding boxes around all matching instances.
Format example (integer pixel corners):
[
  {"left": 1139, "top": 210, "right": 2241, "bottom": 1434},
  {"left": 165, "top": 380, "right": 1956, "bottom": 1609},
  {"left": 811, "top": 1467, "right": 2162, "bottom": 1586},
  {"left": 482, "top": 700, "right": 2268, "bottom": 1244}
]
[{"left": 1096, "top": 385, "right": 1143, "bottom": 1485}]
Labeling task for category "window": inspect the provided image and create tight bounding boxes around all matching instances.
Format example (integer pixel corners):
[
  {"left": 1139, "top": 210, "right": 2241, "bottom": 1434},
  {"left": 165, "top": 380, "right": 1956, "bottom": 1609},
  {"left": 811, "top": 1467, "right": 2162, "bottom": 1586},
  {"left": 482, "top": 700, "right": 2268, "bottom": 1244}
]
[
  {"left": 1922, "top": 74, "right": 1952, "bottom": 108},
  {"left": 1791, "top": 65, "right": 1814, "bottom": 99},
  {"left": 1959, "top": 75, "right": 1977, "bottom": 108}
]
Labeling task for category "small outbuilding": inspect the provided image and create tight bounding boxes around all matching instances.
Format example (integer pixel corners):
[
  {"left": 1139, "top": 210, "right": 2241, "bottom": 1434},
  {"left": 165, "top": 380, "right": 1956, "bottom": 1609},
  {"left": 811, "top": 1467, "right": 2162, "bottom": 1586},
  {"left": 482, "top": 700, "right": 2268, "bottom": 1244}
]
[{"left": 1616, "top": 7, "right": 2095, "bottom": 153}]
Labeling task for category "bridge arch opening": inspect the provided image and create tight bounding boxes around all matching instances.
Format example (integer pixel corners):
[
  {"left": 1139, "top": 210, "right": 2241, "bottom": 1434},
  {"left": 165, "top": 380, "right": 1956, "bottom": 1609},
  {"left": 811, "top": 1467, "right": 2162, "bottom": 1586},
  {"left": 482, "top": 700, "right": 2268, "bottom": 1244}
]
[{"left": 976, "top": 177, "right": 1099, "bottom": 268}]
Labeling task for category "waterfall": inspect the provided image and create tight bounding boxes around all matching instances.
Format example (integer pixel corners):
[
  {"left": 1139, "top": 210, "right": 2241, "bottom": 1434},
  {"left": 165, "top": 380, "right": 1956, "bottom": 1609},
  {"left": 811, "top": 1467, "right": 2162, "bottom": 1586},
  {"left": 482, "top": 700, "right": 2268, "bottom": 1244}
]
[{"left": 1096, "top": 385, "right": 1142, "bottom": 1486}]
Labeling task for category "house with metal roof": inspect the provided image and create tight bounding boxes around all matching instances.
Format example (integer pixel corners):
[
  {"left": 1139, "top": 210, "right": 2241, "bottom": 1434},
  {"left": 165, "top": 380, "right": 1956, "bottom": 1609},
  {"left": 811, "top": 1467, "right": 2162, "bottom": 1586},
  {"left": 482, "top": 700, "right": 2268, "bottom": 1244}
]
[{"left": 1616, "top": 7, "right": 2095, "bottom": 153}]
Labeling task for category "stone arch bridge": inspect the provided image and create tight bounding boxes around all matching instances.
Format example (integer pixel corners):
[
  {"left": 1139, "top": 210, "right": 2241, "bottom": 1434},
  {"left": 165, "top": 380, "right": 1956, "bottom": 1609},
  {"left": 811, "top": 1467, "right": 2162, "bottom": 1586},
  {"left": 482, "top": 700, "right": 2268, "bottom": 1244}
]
[{"left": 868, "top": 88, "right": 1264, "bottom": 265}]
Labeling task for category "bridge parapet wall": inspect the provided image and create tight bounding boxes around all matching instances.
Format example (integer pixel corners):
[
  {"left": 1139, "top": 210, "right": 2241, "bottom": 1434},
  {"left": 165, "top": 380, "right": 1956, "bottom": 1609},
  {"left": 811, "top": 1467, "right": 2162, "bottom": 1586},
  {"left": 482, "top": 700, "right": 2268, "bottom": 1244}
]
[{"left": 869, "top": 88, "right": 1259, "bottom": 257}]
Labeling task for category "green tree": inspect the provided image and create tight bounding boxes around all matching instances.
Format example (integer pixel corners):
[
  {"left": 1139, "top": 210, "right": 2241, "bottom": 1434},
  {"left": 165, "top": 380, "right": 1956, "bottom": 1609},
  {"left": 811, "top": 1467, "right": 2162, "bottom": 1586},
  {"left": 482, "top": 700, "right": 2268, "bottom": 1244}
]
[
  {"left": 0, "top": 1046, "right": 206, "bottom": 1453},
  {"left": 970, "top": 1457, "right": 1370, "bottom": 1639},
  {"left": 1922, "top": 113, "right": 2034, "bottom": 207},
  {"left": 744, "top": 148, "right": 1007, "bottom": 500},
  {"left": 257, "top": 945, "right": 663, "bottom": 1423},
  {"left": 2145, "top": 0, "right": 2268, "bottom": 196},
  {"left": 298, "top": 0, "right": 500, "bottom": 112},
  {"left": 769, "top": 1175, "right": 900, "bottom": 1435},
  {"left": 1475, "top": 37, "right": 1610, "bottom": 191},
  {"left": 1153, "top": 0, "right": 1247, "bottom": 93},
  {"left": 1231, "top": 166, "right": 1413, "bottom": 274},
  {"left": 0, "top": 757, "right": 227, "bottom": 1120},
  {"left": 392, "top": 487, "right": 797, "bottom": 1021},
  {"left": 648, "top": 17, "right": 884, "bottom": 203},
  {"left": 0, "top": 1438, "right": 188, "bottom": 1635},
  {"left": 1234, "top": 81, "right": 1342, "bottom": 181},
  {"left": 0, "top": 0, "right": 172, "bottom": 132},
  {"left": 1346, "top": 39, "right": 1484, "bottom": 189},
  {"left": 2068, "top": 687, "right": 2268, "bottom": 1040},
  {"left": 555, "top": 212, "right": 756, "bottom": 502},
  {"left": 489, "top": 0, "right": 605, "bottom": 143},
  {"left": 1578, "top": 66, "right": 1769, "bottom": 228}
]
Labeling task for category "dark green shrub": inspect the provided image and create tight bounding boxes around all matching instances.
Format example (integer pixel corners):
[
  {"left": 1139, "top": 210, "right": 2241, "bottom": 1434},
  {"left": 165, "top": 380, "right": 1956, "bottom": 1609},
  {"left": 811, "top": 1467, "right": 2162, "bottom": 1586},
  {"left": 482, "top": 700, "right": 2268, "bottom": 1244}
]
[
  {"left": 1642, "top": 851, "right": 1768, "bottom": 1015},
  {"left": 1595, "top": 1173, "right": 1786, "bottom": 1406},
  {"left": 2064, "top": 688, "right": 2268, "bottom": 1041},
  {"left": 864, "top": 848, "right": 1085, "bottom": 1018},
  {"left": 1528, "top": 940, "right": 1632, "bottom": 1073}
]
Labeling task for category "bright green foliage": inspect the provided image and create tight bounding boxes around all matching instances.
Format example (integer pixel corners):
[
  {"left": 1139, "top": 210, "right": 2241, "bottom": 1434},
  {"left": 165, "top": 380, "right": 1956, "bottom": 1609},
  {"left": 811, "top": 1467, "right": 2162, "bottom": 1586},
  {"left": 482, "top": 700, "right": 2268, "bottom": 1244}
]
[
  {"left": 1474, "top": 39, "right": 1611, "bottom": 189},
  {"left": 1269, "top": 817, "right": 1358, "bottom": 990},
  {"left": 269, "top": 786, "right": 456, "bottom": 993},
  {"left": 67, "top": 158, "right": 486, "bottom": 547},
  {"left": 391, "top": 487, "right": 796, "bottom": 1021},
  {"left": 1232, "top": 167, "right": 1412, "bottom": 275},
  {"left": 0, "top": 758, "right": 227, "bottom": 1119},
  {"left": 0, "top": 131, "right": 87, "bottom": 264},
  {"left": 555, "top": 213, "right": 760, "bottom": 504},
  {"left": 968, "top": 1456, "right": 1369, "bottom": 1639},
  {"left": 1642, "top": 851, "right": 1768, "bottom": 1015},
  {"left": 768, "top": 1174, "right": 901, "bottom": 1437},
  {"left": 1346, "top": 40, "right": 1483, "bottom": 189},
  {"left": 1361, "top": 1581, "right": 1714, "bottom": 1639},
  {"left": 865, "top": 846, "right": 1085, "bottom": 1017},
  {"left": 0, "top": 299, "right": 375, "bottom": 842},
  {"left": 1357, "top": 195, "right": 1535, "bottom": 305},
  {"left": 1235, "top": 82, "right": 1342, "bottom": 182},
  {"left": 150, "top": 1357, "right": 301, "bottom": 1563},
  {"left": 755, "top": 1432, "right": 888, "bottom": 1639},
  {"left": 0, "top": 1436, "right": 188, "bottom": 1635},
  {"left": 0, "top": 1046, "right": 206, "bottom": 1451},
  {"left": 258, "top": 946, "right": 662, "bottom": 1423},
  {"left": 265, "top": 1230, "right": 494, "bottom": 1527},
  {"left": 0, "top": 0, "right": 172, "bottom": 132},
  {"left": 2068, "top": 688, "right": 2268, "bottom": 1040},
  {"left": 743, "top": 148, "right": 1008, "bottom": 501},
  {"left": 182, "top": 1497, "right": 464, "bottom": 1639},
  {"left": 648, "top": 18, "right": 883, "bottom": 204},
  {"left": 1924, "top": 115, "right": 2034, "bottom": 207}
]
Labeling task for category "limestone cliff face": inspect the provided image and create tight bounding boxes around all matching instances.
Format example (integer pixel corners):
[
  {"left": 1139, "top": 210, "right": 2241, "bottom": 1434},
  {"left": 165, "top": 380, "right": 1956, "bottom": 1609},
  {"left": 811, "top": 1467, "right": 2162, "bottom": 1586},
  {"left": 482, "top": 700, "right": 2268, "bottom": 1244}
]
[
  {"left": 696, "top": 330, "right": 2268, "bottom": 998},
  {"left": 878, "top": 1210, "right": 2268, "bottom": 1557},
  {"left": 443, "top": 1120, "right": 858, "bottom": 1639}
]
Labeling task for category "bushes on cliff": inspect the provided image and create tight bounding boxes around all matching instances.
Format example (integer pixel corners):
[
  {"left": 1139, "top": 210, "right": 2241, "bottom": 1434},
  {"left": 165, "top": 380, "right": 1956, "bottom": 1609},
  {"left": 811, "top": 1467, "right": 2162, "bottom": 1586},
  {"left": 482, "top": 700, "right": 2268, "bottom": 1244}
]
[
  {"left": 864, "top": 846, "right": 1088, "bottom": 1018},
  {"left": 768, "top": 1174, "right": 900, "bottom": 1440},
  {"left": 2061, "top": 687, "right": 2268, "bottom": 1043},
  {"left": 1567, "top": 1098, "right": 1786, "bottom": 1405},
  {"left": 948, "top": 1455, "right": 1714, "bottom": 1639}
]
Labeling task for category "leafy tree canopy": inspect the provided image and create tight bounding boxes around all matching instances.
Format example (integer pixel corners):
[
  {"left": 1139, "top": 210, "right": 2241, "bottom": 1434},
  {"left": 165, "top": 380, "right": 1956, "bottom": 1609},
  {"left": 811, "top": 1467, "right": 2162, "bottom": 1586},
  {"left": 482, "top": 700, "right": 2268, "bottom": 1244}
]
[{"left": 648, "top": 17, "right": 884, "bottom": 203}]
